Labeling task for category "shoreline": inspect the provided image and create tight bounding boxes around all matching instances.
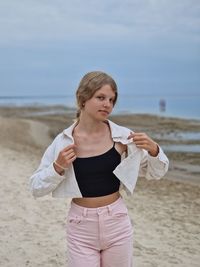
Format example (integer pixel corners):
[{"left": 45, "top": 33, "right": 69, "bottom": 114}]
[{"left": 0, "top": 103, "right": 200, "bottom": 121}]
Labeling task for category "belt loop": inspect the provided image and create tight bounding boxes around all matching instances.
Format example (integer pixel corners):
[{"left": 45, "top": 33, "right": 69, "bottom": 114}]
[
  {"left": 107, "top": 205, "right": 112, "bottom": 215},
  {"left": 83, "top": 208, "right": 87, "bottom": 217}
]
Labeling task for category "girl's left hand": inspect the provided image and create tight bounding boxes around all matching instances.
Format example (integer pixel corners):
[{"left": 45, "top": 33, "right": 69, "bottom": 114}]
[{"left": 128, "top": 132, "right": 159, "bottom": 157}]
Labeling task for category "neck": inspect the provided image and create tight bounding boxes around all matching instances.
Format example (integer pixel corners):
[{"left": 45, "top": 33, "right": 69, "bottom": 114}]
[{"left": 76, "top": 115, "right": 107, "bottom": 134}]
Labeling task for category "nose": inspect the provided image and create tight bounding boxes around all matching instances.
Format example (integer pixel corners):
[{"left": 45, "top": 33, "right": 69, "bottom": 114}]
[{"left": 103, "top": 98, "right": 111, "bottom": 108}]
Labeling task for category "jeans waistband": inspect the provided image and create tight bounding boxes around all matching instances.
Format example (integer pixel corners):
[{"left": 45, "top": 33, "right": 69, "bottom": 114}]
[{"left": 70, "top": 196, "right": 124, "bottom": 217}]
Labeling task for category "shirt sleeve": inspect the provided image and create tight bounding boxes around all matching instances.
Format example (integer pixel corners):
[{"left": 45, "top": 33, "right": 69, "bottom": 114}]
[
  {"left": 29, "top": 138, "right": 66, "bottom": 198},
  {"left": 139, "top": 146, "right": 169, "bottom": 180}
]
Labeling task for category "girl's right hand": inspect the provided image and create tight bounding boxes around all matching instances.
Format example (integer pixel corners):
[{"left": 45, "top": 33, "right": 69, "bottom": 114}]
[{"left": 53, "top": 144, "right": 76, "bottom": 175}]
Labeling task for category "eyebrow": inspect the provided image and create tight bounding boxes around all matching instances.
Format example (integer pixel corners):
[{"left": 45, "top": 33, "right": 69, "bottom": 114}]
[{"left": 96, "top": 93, "right": 115, "bottom": 98}]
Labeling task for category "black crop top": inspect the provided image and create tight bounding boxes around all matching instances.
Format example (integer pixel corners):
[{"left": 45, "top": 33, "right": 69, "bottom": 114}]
[{"left": 73, "top": 143, "right": 121, "bottom": 197}]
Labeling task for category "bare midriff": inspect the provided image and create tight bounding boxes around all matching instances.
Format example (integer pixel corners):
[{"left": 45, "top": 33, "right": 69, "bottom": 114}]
[{"left": 72, "top": 191, "right": 120, "bottom": 208}]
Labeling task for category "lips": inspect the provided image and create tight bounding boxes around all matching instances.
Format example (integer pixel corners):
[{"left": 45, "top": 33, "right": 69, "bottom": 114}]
[{"left": 99, "top": 110, "right": 109, "bottom": 115}]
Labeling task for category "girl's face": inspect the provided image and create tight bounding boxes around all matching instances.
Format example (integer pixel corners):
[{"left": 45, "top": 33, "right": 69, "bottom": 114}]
[{"left": 83, "top": 84, "right": 116, "bottom": 120}]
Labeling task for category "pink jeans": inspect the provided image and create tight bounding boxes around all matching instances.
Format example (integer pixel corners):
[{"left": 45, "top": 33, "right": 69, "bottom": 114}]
[{"left": 66, "top": 197, "right": 133, "bottom": 267}]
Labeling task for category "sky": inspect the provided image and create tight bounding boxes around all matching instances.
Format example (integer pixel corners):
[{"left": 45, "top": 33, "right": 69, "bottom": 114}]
[{"left": 0, "top": 0, "right": 199, "bottom": 97}]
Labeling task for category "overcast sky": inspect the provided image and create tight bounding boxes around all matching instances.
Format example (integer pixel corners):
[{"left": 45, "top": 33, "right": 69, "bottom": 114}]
[{"left": 0, "top": 0, "right": 199, "bottom": 96}]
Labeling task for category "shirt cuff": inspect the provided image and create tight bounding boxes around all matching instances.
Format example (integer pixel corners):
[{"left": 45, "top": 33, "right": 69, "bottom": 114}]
[{"left": 148, "top": 146, "right": 169, "bottom": 164}]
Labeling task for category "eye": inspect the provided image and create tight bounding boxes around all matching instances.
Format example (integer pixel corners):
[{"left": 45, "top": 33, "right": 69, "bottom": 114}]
[{"left": 96, "top": 96, "right": 105, "bottom": 101}]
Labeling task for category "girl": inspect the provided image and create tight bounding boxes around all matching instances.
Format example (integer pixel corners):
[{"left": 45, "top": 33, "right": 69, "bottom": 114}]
[{"left": 30, "top": 71, "right": 169, "bottom": 267}]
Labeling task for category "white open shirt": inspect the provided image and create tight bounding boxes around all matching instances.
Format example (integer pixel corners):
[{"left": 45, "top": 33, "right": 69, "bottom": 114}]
[{"left": 30, "top": 120, "right": 169, "bottom": 198}]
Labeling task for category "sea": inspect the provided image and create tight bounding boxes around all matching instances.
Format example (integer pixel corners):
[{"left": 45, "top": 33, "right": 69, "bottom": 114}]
[{"left": 0, "top": 94, "right": 199, "bottom": 120}]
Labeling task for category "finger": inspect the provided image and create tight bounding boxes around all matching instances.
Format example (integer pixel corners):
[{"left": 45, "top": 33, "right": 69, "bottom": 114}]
[
  {"left": 133, "top": 133, "right": 149, "bottom": 140},
  {"left": 68, "top": 155, "right": 77, "bottom": 163},
  {"left": 61, "top": 147, "right": 77, "bottom": 159},
  {"left": 133, "top": 137, "right": 148, "bottom": 144},
  {"left": 133, "top": 133, "right": 147, "bottom": 138},
  {"left": 64, "top": 151, "right": 76, "bottom": 160},
  {"left": 134, "top": 140, "right": 148, "bottom": 145},
  {"left": 61, "top": 144, "right": 76, "bottom": 153},
  {"left": 62, "top": 155, "right": 77, "bottom": 166},
  {"left": 62, "top": 148, "right": 76, "bottom": 156},
  {"left": 128, "top": 133, "right": 143, "bottom": 139}
]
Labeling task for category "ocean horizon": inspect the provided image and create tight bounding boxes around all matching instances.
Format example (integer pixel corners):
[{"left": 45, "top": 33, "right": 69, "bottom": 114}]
[{"left": 0, "top": 94, "right": 199, "bottom": 120}]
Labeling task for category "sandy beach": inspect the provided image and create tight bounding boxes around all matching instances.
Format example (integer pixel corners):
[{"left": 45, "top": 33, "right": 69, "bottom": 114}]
[{"left": 0, "top": 106, "right": 200, "bottom": 267}]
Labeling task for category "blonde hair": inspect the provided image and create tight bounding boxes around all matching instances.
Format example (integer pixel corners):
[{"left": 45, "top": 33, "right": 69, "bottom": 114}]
[{"left": 76, "top": 71, "right": 118, "bottom": 118}]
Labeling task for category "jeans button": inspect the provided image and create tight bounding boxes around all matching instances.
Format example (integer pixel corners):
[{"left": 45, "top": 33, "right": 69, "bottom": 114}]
[{"left": 97, "top": 208, "right": 102, "bottom": 214}]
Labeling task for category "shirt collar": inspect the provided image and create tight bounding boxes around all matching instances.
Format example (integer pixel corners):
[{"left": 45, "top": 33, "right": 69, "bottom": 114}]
[
  {"left": 106, "top": 120, "right": 124, "bottom": 138},
  {"left": 62, "top": 119, "right": 127, "bottom": 141},
  {"left": 62, "top": 121, "right": 77, "bottom": 140}
]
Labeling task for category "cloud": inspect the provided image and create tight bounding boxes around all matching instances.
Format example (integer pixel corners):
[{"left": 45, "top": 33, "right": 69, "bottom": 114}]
[
  {"left": 0, "top": 0, "right": 199, "bottom": 45},
  {"left": 0, "top": 0, "right": 199, "bottom": 97}
]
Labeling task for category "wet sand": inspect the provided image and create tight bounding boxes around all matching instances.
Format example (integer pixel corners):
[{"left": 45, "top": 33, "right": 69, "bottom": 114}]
[{"left": 0, "top": 106, "right": 199, "bottom": 267}]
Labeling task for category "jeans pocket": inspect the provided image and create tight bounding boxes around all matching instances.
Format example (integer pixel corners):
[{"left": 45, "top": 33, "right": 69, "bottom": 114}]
[
  {"left": 113, "top": 211, "right": 128, "bottom": 218},
  {"left": 112, "top": 205, "right": 129, "bottom": 219},
  {"left": 67, "top": 211, "right": 83, "bottom": 226},
  {"left": 67, "top": 215, "right": 83, "bottom": 225}
]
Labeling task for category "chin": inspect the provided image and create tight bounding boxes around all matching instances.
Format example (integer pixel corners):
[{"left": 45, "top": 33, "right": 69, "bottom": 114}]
[{"left": 96, "top": 116, "right": 108, "bottom": 122}]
